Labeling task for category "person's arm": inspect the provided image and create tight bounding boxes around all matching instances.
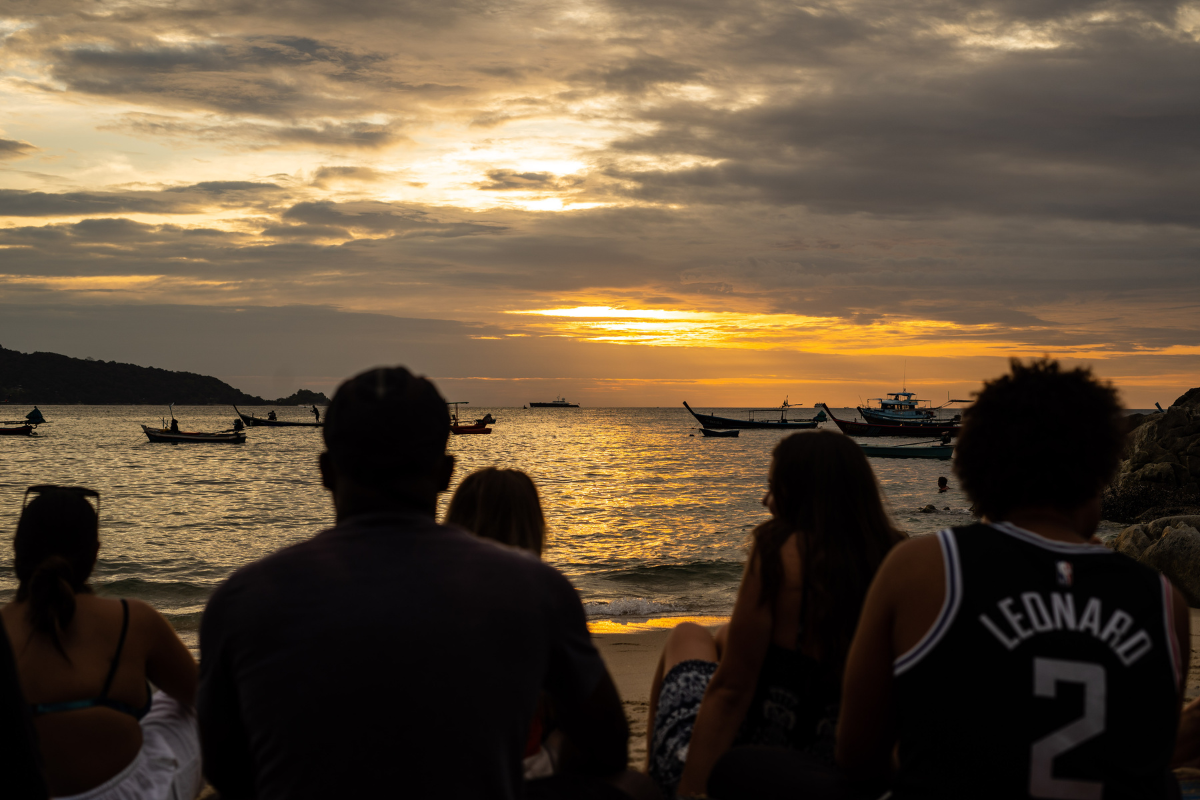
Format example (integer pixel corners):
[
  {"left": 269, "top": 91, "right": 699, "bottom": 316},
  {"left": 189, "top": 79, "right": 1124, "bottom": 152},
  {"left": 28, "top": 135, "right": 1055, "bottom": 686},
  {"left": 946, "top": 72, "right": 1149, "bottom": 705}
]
[
  {"left": 837, "top": 536, "right": 943, "bottom": 782},
  {"left": 675, "top": 542, "right": 775, "bottom": 797},
  {"left": 1170, "top": 582, "right": 1197, "bottom": 769},
  {"left": 134, "top": 600, "right": 197, "bottom": 708},
  {"left": 197, "top": 587, "right": 257, "bottom": 800}
]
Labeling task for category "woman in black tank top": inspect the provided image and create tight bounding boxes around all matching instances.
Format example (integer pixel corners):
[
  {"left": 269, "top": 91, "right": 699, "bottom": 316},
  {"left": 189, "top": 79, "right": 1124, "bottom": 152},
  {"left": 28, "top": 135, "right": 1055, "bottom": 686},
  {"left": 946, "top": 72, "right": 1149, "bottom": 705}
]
[
  {"left": 0, "top": 486, "right": 201, "bottom": 799},
  {"left": 645, "top": 431, "right": 904, "bottom": 797}
]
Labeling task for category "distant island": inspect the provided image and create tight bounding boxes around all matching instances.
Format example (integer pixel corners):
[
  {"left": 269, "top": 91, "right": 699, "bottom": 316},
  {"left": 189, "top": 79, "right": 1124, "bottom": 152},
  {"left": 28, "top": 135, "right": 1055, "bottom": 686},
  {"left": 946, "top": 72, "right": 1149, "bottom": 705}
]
[{"left": 0, "top": 346, "right": 329, "bottom": 406}]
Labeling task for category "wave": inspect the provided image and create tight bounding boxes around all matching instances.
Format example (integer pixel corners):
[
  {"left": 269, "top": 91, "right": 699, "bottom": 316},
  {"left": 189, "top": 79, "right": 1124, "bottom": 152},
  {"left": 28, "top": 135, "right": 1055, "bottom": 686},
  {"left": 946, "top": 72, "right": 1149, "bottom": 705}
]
[{"left": 582, "top": 598, "right": 683, "bottom": 618}]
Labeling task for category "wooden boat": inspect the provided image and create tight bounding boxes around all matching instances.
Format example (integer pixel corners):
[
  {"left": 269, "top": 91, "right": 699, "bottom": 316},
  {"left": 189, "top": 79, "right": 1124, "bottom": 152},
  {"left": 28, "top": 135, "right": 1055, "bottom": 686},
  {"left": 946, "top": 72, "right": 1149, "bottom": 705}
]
[
  {"left": 821, "top": 404, "right": 960, "bottom": 438},
  {"left": 234, "top": 406, "right": 322, "bottom": 427},
  {"left": 2, "top": 407, "right": 46, "bottom": 435},
  {"left": 0, "top": 425, "right": 34, "bottom": 436},
  {"left": 858, "top": 442, "right": 953, "bottom": 460},
  {"left": 451, "top": 423, "right": 492, "bottom": 435},
  {"left": 530, "top": 397, "right": 579, "bottom": 408},
  {"left": 857, "top": 390, "right": 968, "bottom": 426},
  {"left": 142, "top": 424, "right": 246, "bottom": 443},
  {"left": 683, "top": 401, "right": 823, "bottom": 430},
  {"left": 700, "top": 428, "right": 740, "bottom": 437},
  {"left": 448, "top": 401, "right": 492, "bottom": 434}
]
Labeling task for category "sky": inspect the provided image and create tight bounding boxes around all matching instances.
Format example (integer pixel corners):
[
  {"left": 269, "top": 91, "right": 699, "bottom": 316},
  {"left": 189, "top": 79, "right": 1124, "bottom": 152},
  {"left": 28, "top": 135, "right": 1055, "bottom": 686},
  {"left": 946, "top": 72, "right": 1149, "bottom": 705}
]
[{"left": 1, "top": 0, "right": 1198, "bottom": 406}]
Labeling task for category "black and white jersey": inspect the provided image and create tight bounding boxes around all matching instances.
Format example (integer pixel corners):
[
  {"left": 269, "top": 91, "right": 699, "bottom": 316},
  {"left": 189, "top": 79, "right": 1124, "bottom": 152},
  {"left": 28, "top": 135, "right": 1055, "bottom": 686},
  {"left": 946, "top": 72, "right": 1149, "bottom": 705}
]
[{"left": 891, "top": 522, "right": 1183, "bottom": 800}]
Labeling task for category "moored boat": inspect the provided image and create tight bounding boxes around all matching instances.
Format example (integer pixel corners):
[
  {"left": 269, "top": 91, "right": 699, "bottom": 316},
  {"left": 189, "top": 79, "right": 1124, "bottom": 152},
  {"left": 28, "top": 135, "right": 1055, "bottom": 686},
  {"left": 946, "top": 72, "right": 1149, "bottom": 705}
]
[
  {"left": 448, "top": 401, "right": 493, "bottom": 434},
  {"left": 0, "top": 424, "right": 34, "bottom": 436},
  {"left": 683, "top": 400, "right": 825, "bottom": 430},
  {"left": 858, "top": 442, "right": 953, "bottom": 460},
  {"left": 234, "top": 406, "right": 323, "bottom": 427},
  {"left": 700, "top": 428, "right": 740, "bottom": 437},
  {"left": 821, "top": 404, "right": 960, "bottom": 438},
  {"left": 857, "top": 390, "right": 968, "bottom": 426},
  {"left": 530, "top": 396, "right": 579, "bottom": 408},
  {"left": 141, "top": 424, "right": 246, "bottom": 443}
]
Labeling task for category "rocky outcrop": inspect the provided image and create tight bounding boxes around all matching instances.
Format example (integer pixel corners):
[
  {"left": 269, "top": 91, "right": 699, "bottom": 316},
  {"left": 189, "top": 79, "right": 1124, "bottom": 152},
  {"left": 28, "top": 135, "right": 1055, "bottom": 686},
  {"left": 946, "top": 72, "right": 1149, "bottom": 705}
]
[
  {"left": 1109, "top": 518, "right": 1200, "bottom": 606},
  {"left": 1102, "top": 388, "right": 1200, "bottom": 522}
]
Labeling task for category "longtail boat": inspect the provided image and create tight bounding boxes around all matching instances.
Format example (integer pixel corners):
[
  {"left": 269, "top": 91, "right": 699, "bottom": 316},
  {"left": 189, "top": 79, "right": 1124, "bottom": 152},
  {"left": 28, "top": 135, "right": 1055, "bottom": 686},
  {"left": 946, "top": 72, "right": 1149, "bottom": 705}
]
[
  {"left": 448, "top": 401, "right": 492, "bottom": 434},
  {"left": 820, "top": 404, "right": 960, "bottom": 438},
  {"left": 234, "top": 406, "right": 322, "bottom": 427},
  {"left": 683, "top": 401, "right": 825, "bottom": 430},
  {"left": 2, "top": 407, "right": 46, "bottom": 436},
  {"left": 142, "top": 424, "right": 246, "bottom": 443},
  {"left": 700, "top": 428, "right": 740, "bottom": 437},
  {"left": 0, "top": 425, "right": 34, "bottom": 436},
  {"left": 858, "top": 442, "right": 953, "bottom": 459}
]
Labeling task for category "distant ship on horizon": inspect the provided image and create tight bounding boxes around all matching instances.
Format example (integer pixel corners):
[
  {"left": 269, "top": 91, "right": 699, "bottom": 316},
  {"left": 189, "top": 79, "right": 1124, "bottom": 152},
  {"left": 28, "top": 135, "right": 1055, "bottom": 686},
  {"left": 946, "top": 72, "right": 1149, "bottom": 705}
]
[{"left": 529, "top": 396, "right": 580, "bottom": 408}]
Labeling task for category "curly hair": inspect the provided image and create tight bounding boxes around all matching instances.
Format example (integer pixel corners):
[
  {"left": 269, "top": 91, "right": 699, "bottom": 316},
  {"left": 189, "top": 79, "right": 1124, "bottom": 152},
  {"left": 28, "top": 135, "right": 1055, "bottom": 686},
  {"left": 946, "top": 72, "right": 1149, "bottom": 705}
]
[{"left": 954, "top": 358, "right": 1124, "bottom": 520}]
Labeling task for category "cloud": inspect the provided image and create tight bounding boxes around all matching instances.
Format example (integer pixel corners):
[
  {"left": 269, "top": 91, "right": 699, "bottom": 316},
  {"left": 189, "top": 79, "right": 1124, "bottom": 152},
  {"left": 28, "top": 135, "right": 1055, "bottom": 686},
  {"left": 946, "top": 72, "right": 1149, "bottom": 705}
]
[
  {"left": 0, "top": 137, "right": 39, "bottom": 161},
  {"left": 0, "top": 182, "right": 287, "bottom": 218},
  {"left": 310, "top": 166, "right": 388, "bottom": 187},
  {"left": 281, "top": 201, "right": 506, "bottom": 237},
  {"left": 476, "top": 169, "right": 583, "bottom": 191},
  {"left": 108, "top": 114, "right": 408, "bottom": 151}
]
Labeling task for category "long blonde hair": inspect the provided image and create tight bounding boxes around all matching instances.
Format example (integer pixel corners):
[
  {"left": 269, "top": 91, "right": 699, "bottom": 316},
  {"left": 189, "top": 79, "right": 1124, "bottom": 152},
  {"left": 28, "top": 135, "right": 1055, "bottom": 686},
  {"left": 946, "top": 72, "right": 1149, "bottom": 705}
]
[{"left": 446, "top": 468, "right": 547, "bottom": 556}]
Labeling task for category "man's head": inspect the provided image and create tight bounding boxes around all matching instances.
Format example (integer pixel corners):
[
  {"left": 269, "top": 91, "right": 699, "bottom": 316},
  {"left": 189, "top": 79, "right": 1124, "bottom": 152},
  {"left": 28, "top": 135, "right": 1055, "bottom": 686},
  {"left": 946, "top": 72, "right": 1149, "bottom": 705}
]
[
  {"left": 954, "top": 358, "right": 1124, "bottom": 521},
  {"left": 320, "top": 366, "right": 454, "bottom": 515}
]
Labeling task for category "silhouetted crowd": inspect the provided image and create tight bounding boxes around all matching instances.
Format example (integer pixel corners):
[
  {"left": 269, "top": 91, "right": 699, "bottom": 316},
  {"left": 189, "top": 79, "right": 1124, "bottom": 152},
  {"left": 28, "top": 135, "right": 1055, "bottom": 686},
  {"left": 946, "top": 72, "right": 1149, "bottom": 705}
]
[{"left": 4, "top": 359, "right": 1198, "bottom": 800}]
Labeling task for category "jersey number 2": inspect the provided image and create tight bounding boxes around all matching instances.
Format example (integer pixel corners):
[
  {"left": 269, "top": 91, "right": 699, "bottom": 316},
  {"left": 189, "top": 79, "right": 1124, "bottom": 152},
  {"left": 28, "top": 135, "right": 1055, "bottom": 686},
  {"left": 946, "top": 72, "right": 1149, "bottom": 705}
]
[{"left": 1029, "top": 657, "right": 1105, "bottom": 799}]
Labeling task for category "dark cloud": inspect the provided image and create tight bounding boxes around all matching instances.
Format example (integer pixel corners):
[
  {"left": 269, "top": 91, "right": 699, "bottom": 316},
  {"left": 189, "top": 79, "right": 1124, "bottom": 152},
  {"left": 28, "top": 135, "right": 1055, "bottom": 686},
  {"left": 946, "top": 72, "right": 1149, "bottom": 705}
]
[
  {"left": 281, "top": 201, "right": 506, "bottom": 237},
  {"left": 109, "top": 114, "right": 407, "bottom": 151},
  {"left": 310, "top": 166, "right": 387, "bottom": 187},
  {"left": 573, "top": 55, "right": 705, "bottom": 94},
  {"left": 0, "top": 183, "right": 287, "bottom": 217},
  {"left": 0, "top": 137, "right": 39, "bottom": 161},
  {"left": 476, "top": 170, "right": 583, "bottom": 191}
]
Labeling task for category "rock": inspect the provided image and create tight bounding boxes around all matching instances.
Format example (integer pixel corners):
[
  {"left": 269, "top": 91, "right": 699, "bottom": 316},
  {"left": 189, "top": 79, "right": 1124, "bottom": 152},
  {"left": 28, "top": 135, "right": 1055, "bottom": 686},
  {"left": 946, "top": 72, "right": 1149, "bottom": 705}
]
[
  {"left": 1112, "top": 525, "right": 1151, "bottom": 558},
  {"left": 1103, "top": 388, "right": 1200, "bottom": 522},
  {"left": 1140, "top": 525, "right": 1200, "bottom": 607},
  {"left": 920, "top": 504, "right": 936, "bottom": 513},
  {"left": 1148, "top": 515, "right": 1200, "bottom": 540}
]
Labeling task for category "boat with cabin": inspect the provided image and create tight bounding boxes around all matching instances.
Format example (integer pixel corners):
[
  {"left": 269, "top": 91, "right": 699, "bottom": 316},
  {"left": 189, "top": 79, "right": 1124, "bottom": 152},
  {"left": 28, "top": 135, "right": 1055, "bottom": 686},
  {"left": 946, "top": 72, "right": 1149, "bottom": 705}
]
[
  {"left": 857, "top": 390, "right": 969, "bottom": 426},
  {"left": 684, "top": 400, "right": 826, "bottom": 430},
  {"left": 530, "top": 397, "right": 579, "bottom": 408}
]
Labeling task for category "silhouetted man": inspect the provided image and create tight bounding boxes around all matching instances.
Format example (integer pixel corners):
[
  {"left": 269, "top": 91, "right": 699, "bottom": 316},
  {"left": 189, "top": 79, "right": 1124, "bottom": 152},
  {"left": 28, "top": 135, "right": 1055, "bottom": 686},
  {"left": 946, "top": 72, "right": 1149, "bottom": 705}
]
[
  {"left": 198, "top": 367, "right": 628, "bottom": 799},
  {"left": 311, "top": 404, "right": 320, "bottom": 423}
]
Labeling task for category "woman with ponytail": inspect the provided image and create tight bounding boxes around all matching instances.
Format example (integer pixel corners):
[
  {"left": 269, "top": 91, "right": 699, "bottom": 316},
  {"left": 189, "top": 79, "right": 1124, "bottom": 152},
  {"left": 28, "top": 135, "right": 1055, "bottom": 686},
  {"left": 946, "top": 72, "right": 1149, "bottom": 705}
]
[
  {"left": 1, "top": 487, "right": 201, "bottom": 800},
  {"left": 645, "top": 431, "right": 905, "bottom": 798}
]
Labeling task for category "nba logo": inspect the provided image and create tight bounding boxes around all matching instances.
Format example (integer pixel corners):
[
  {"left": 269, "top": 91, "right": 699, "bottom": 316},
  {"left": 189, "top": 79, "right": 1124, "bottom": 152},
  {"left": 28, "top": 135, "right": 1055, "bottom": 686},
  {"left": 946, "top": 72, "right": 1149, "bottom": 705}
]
[{"left": 1056, "top": 561, "right": 1073, "bottom": 587}]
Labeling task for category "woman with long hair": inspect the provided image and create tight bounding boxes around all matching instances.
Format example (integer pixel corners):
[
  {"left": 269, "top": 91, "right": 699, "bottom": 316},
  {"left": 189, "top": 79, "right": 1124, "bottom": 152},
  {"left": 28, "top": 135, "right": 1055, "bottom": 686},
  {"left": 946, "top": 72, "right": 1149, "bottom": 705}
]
[
  {"left": 646, "top": 431, "right": 904, "bottom": 798},
  {"left": 1, "top": 486, "right": 201, "bottom": 800},
  {"left": 445, "top": 467, "right": 547, "bottom": 555}
]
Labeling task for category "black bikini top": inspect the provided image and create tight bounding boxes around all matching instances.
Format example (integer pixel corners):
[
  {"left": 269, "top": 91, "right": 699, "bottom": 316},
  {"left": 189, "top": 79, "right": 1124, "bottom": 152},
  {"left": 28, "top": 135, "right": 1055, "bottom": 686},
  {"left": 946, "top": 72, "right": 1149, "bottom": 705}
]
[{"left": 30, "top": 599, "right": 153, "bottom": 720}]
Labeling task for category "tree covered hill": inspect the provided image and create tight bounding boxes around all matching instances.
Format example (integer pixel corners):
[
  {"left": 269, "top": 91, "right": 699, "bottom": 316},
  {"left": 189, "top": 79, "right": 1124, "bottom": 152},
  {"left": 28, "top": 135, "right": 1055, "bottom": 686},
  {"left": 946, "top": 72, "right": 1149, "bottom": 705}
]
[{"left": 0, "top": 346, "right": 274, "bottom": 405}]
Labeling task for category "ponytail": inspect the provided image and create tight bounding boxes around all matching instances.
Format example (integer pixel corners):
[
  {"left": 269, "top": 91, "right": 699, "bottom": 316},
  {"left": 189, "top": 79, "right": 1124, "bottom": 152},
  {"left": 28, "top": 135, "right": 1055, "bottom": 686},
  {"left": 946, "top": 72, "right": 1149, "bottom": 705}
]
[{"left": 27, "top": 556, "right": 77, "bottom": 658}]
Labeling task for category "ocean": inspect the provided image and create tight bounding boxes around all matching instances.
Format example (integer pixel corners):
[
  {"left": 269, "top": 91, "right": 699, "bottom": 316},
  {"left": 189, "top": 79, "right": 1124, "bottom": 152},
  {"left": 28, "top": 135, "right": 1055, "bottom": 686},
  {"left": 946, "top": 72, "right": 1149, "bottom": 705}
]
[{"left": 0, "top": 405, "right": 1127, "bottom": 652}]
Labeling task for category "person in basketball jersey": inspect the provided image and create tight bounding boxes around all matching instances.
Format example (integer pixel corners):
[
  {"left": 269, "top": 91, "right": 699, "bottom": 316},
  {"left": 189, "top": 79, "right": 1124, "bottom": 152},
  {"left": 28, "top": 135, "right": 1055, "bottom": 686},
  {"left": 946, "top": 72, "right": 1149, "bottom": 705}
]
[{"left": 837, "top": 359, "right": 1190, "bottom": 800}]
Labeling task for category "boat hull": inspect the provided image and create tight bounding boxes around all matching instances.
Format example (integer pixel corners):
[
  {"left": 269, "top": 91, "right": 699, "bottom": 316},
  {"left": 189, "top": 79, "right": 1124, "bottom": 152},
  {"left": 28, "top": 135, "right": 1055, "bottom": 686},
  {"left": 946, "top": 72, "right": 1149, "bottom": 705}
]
[
  {"left": 684, "top": 401, "right": 819, "bottom": 429},
  {"left": 821, "top": 405, "right": 959, "bottom": 438},
  {"left": 0, "top": 425, "right": 34, "bottom": 436},
  {"left": 859, "top": 444, "right": 953, "bottom": 459},
  {"left": 451, "top": 424, "right": 492, "bottom": 435},
  {"left": 858, "top": 408, "right": 957, "bottom": 427},
  {"left": 529, "top": 403, "right": 579, "bottom": 408},
  {"left": 235, "top": 407, "right": 322, "bottom": 427},
  {"left": 700, "top": 428, "right": 740, "bottom": 437},
  {"left": 142, "top": 425, "right": 246, "bottom": 443}
]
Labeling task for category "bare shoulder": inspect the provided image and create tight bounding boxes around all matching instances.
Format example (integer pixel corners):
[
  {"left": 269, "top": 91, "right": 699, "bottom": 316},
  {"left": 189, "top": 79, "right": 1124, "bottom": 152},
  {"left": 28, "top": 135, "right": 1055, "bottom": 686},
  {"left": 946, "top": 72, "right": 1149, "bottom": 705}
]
[{"left": 876, "top": 534, "right": 944, "bottom": 586}]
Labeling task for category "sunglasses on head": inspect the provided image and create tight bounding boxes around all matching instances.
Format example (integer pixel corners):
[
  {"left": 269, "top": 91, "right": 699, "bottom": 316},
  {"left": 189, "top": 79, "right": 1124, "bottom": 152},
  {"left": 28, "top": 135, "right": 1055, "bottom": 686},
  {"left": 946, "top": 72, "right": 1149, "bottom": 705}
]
[{"left": 23, "top": 485, "right": 101, "bottom": 517}]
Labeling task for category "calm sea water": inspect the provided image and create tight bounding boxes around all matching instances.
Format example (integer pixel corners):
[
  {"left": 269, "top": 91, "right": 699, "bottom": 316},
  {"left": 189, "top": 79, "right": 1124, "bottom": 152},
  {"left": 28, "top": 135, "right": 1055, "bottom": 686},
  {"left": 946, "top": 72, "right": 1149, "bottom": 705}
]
[{"left": 0, "top": 405, "right": 1124, "bottom": 651}]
